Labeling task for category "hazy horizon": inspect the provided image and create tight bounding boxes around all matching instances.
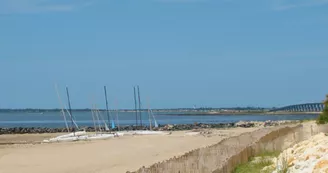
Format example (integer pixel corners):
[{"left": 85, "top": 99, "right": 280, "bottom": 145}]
[{"left": 0, "top": 106, "right": 275, "bottom": 110}]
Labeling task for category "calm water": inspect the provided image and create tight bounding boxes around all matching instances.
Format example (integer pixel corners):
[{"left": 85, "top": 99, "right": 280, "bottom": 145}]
[{"left": 0, "top": 111, "right": 318, "bottom": 128}]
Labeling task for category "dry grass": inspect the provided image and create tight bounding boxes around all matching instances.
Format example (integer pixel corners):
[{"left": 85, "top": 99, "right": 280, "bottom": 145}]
[{"left": 234, "top": 151, "right": 280, "bottom": 173}]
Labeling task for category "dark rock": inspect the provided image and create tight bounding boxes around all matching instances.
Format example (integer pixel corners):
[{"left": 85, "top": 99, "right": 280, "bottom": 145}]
[{"left": 0, "top": 120, "right": 297, "bottom": 135}]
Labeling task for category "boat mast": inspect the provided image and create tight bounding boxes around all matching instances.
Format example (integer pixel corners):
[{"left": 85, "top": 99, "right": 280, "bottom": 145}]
[
  {"left": 55, "top": 84, "right": 69, "bottom": 132},
  {"left": 133, "top": 86, "right": 138, "bottom": 126},
  {"left": 115, "top": 99, "right": 120, "bottom": 131},
  {"left": 90, "top": 104, "right": 97, "bottom": 133},
  {"left": 104, "top": 86, "right": 111, "bottom": 129},
  {"left": 147, "top": 98, "right": 152, "bottom": 131},
  {"left": 94, "top": 106, "right": 103, "bottom": 133},
  {"left": 137, "top": 85, "right": 142, "bottom": 126},
  {"left": 65, "top": 86, "right": 75, "bottom": 134}
]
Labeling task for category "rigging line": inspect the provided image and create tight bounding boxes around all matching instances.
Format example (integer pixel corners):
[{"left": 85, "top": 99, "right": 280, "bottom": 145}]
[
  {"left": 97, "top": 109, "right": 109, "bottom": 131},
  {"left": 88, "top": 95, "right": 98, "bottom": 133},
  {"left": 54, "top": 83, "right": 69, "bottom": 132},
  {"left": 137, "top": 85, "right": 142, "bottom": 126},
  {"left": 64, "top": 108, "right": 80, "bottom": 130},
  {"left": 115, "top": 99, "right": 120, "bottom": 131},
  {"left": 150, "top": 108, "right": 158, "bottom": 127},
  {"left": 104, "top": 86, "right": 111, "bottom": 129},
  {"left": 147, "top": 97, "right": 152, "bottom": 131},
  {"left": 94, "top": 104, "right": 102, "bottom": 133},
  {"left": 90, "top": 104, "right": 97, "bottom": 133},
  {"left": 65, "top": 86, "right": 75, "bottom": 133},
  {"left": 133, "top": 86, "right": 138, "bottom": 126}
]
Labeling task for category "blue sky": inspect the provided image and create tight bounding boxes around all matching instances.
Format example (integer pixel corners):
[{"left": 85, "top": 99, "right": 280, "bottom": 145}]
[{"left": 0, "top": 0, "right": 327, "bottom": 109}]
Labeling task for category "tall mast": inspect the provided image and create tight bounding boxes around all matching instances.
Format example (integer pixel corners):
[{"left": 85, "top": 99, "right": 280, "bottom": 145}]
[
  {"left": 133, "top": 86, "right": 138, "bottom": 126},
  {"left": 115, "top": 99, "right": 120, "bottom": 131},
  {"left": 104, "top": 86, "right": 111, "bottom": 129},
  {"left": 147, "top": 97, "right": 152, "bottom": 131},
  {"left": 90, "top": 104, "right": 97, "bottom": 133},
  {"left": 55, "top": 84, "right": 69, "bottom": 132},
  {"left": 137, "top": 85, "right": 142, "bottom": 126},
  {"left": 65, "top": 86, "right": 75, "bottom": 133}
]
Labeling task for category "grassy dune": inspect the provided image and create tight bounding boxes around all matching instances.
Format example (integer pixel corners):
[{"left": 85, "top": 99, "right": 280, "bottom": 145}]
[{"left": 234, "top": 151, "right": 280, "bottom": 173}]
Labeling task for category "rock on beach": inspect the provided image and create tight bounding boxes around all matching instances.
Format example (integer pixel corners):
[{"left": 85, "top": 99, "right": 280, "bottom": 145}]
[
  {"left": 270, "top": 132, "right": 328, "bottom": 173},
  {"left": 0, "top": 120, "right": 297, "bottom": 135}
]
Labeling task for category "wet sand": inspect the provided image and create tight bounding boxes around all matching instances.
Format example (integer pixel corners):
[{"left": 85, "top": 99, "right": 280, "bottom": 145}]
[{"left": 0, "top": 128, "right": 258, "bottom": 173}]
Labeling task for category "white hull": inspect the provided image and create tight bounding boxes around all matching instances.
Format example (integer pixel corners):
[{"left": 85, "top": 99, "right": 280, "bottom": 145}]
[
  {"left": 42, "top": 130, "right": 166, "bottom": 143},
  {"left": 43, "top": 132, "right": 123, "bottom": 143},
  {"left": 115, "top": 132, "right": 124, "bottom": 136},
  {"left": 44, "top": 136, "right": 79, "bottom": 143},
  {"left": 55, "top": 131, "right": 87, "bottom": 139},
  {"left": 87, "top": 134, "right": 114, "bottom": 140}
]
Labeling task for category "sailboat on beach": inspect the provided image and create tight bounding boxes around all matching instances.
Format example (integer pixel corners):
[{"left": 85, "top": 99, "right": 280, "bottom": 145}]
[
  {"left": 44, "top": 85, "right": 123, "bottom": 143},
  {"left": 130, "top": 85, "right": 168, "bottom": 135},
  {"left": 84, "top": 105, "right": 116, "bottom": 140},
  {"left": 103, "top": 86, "right": 124, "bottom": 136},
  {"left": 104, "top": 86, "right": 117, "bottom": 130},
  {"left": 43, "top": 85, "right": 87, "bottom": 143},
  {"left": 82, "top": 86, "right": 123, "bottom": 140},
  {"left": 148, "top": 106, "right": 159, "bottom": 129},
  {"left": 43, "top": 85, "right": 165, "bottom": 142}
]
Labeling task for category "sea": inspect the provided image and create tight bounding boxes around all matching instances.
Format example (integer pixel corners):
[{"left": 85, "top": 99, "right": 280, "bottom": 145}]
[{"left": 0, "top": 111, "right": 318, "bottom": 128}]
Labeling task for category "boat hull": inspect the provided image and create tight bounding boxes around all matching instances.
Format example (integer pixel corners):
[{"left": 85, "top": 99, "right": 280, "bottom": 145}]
[
  {"left": 55, "top": 131, "right": 87, "bottom": 139},
  {"left": 42, "top": 132, "right": 123, "bottom": 143}
]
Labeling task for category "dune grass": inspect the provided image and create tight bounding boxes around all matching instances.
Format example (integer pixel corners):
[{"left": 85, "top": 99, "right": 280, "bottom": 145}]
[{"left": 234, "top": 151, "right": 280, "bottom": 173}]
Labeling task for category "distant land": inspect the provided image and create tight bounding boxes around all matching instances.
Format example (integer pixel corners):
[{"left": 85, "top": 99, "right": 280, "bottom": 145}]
[
  {"left": 0, "top": 107, "right": 270, "bottom": 113},
  {"left": 0, "top": 107, "right": 320, "bottom": 115},
  {"left": 0, "top": 107, "right": 319, "bottom": 116}
]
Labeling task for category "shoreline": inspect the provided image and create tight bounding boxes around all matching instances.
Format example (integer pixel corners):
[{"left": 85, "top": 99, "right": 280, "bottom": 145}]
[
  {"left": 0, "top": 121, "right": 301, "bottom": 147},
  {"left": 0, "top": 110, "right": 320, "bottom": 115},
  {"left": 0, "top": 120, "right": 300, "bottom": 135},
  {"left": 158, "top": 111, "right": 320, "bottom": 116}
]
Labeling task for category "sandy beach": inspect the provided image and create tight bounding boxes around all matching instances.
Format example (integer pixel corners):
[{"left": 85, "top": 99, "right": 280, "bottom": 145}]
[{"left": 0, "top": 128, "right": 259, "bottom": 173}]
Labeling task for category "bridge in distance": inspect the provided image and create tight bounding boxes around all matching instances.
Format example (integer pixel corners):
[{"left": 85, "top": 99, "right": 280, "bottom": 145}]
[{"left": 270, "top": 103, "right": 324, "bottom": 112}]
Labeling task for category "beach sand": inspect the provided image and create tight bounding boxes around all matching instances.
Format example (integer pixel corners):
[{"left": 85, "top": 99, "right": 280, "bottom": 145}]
[
  {"left": 0, "top": 133, "right": 66, "bottom": 145},
  {"left": 0, "top": 128, "right": 258, "bottom": 173}
]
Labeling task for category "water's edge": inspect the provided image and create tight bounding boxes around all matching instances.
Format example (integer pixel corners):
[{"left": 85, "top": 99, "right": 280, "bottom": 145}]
[{"left": 0, "top": 121, "right": 295, "bottom": 134}]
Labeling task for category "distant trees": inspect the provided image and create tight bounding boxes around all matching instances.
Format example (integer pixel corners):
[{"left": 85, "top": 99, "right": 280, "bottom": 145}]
[{"left": 316, "top": 95, "right": 328, "bottom": 124}]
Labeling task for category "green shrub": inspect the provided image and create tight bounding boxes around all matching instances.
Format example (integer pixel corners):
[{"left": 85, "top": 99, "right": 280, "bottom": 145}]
[
  {"left": 234, "top": 151, "right": 280, "bottom": 173},
  {"left": 317, "top": 95, "right": 328, "bottom": 124}
]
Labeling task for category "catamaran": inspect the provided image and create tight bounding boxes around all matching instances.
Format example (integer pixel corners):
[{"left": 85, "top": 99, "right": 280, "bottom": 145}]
[
  {"left": 78, "top": 86, "right": 124, "bottom": 140},
  {"left": 127, "top": 85, "right": 168, "bottom": 136},
  {"left": 132, "top": 105, "right": 167, "bottom": 135},
  {"left": 43, "top": 85, "right": 122, "bottom": 143},
  {"left": 43, "top": 85, "right": 166, "bottom": 143},
  {"left": 77, "top": 86, "right": 124, "bottom": 140},
  {"left": 85, "top": 103, "right": 119, "bottom": 140},
  {"left": 43, "top": 85, "right": 87, "bottom": 143}
]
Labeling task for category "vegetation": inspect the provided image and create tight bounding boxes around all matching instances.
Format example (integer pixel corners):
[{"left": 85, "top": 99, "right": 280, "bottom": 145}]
[
  {"left": 316, "top": 95, "right": 328, "bottom": 124},
  {"left": 234, "top": 151, "right": 280, "bottom": 173},
  {"left": 278, "top": 153, "right": 288, "bottom": 173}
]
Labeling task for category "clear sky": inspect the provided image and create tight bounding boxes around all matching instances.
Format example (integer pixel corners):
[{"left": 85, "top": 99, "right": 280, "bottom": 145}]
[{"left": 0, "top": 0, "right": 327, "bottom": 109}]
